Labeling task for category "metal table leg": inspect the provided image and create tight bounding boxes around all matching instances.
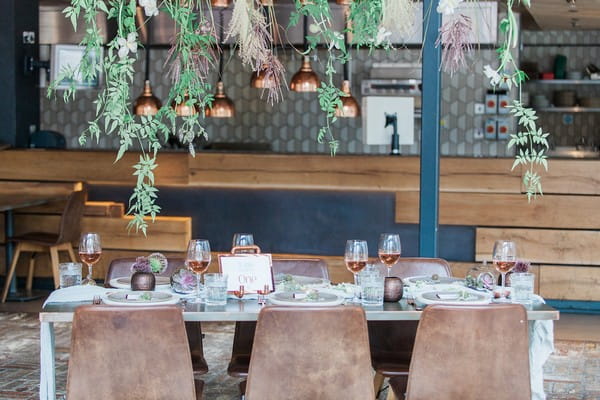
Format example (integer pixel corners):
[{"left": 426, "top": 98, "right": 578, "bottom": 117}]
[
  {"left": 4, "top": 210, "right": 15, "bottom": 293},
  {"left": 40, "top": 321, "right": 56, "bottom": 400}
]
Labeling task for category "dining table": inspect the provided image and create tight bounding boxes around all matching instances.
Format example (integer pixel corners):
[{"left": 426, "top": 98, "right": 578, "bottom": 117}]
[
  {"left": 0, "top": 185, "right": 72, "bottom": 300},
  {"left": 39, "top": 295, "right": 559, "bottom": 400}
]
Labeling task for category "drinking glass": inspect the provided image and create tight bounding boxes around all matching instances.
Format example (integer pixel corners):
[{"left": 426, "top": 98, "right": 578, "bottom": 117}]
[
  {"left": 511, "top": 272, "right": 534, "bottom": 305},
  {"left": 79, "top": 233, "right": 101, "bottom": 286},
  {"left": 378, "top": 233, "right": 401, "bottom": 277},
  {"left": 345, "top": 239, "right": 368, "bottom": 303},
  {"left": 186, "top": 239, "right": 211, "bottom": 304},
  {"left": 492, "top": 240, "right": 517, "bottom": 302},
  {"left": 59, "top": 262, "right": 82, "bottom": 288},
  {"left": 204, "top": 273, "right": 228, "bottom": 306},
  {"left": 232, "top": 233, "right": 254, "bottom": 248}
]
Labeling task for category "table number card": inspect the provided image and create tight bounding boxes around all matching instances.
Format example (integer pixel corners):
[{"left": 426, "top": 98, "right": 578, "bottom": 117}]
[{"left": 218, "top": 253, "right": 274, "bottom": 293}]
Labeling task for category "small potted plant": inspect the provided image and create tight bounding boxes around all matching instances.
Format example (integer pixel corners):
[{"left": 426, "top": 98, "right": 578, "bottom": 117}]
[{"left": 130, "top": 256, "right": 163, "bottom": 291}]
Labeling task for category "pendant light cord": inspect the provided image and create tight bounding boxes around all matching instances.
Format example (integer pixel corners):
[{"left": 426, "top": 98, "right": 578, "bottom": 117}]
[
  {"left": 145, "top": 17, "right": 152, "bottom": 81},
  {"left": 218, "top": 8, "right": 224, "bottom": 80}
]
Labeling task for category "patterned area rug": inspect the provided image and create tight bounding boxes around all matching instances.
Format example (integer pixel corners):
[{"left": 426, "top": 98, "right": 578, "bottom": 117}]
[{"left": 1, "top": 312, "right": 598, "bottom": 400}]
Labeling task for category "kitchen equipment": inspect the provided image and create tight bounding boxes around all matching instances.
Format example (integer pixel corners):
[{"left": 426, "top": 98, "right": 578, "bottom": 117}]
[{"left": 553, "top": 90, "right": 576, "bottom": 107}]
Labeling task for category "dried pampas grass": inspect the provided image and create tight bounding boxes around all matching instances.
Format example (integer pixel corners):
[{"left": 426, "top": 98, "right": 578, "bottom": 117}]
[{"left": 380, "top": 0, "right": 418, "bottom": 39}]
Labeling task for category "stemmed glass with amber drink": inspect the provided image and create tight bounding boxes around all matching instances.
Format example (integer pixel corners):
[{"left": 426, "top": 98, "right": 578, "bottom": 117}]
[
  {"left": 378, "top": 233, "right": 401, "bottom": 277},
  {"left": 79, "top": 233, "right": 101, "bottom": 286},
  {"left": 492, "top": 240, "right": 517, "bottom": 302},
  {"left": 186, "top": 239, "right": 211, "bottom": 304},
  {"left": 345, "top": 240, "right": 368, "bottom": 303}
]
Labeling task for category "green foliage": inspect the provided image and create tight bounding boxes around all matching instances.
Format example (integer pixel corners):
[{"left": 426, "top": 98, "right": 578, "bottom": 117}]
[
  {"left": 47, "top": 0, "right": 217, "bottom": 234},
  {"left": 506, "top": 101, "right": 549, "bottom": 201},
  {"left": 491, "top": 0, "right": 549, "bottom": 199}
]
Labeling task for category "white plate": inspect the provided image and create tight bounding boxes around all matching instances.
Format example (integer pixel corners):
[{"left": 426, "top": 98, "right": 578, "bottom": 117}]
[
  {"left": 268, "top": 291, "right": 344, "bottom": 307},
  {"left": 102, "top": 291, "right": 179, "bottom": 306},
  {"left": 404, "top": 275, "right": 463, "bottom": 286},
  {"left": 416, "top": 288, "right": 491, "bottom": 305},
  {"left": 109, "top": 276, "right": 171, "bottom": 289}
]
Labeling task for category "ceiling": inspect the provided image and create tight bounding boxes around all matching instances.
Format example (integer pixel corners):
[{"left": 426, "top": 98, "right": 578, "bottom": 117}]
[{"left": 38, "top": 0, "right": 600, "bottom": 31}]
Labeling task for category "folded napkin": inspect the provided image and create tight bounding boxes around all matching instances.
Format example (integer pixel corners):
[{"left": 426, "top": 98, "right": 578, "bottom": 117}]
[{"left": 43, "top": 286, "right": 120, "bottom": 307}]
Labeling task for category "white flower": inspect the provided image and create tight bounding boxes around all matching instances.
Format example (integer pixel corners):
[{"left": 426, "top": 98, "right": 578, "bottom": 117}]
[
  {"left": 483, "top": 64, "right": 501, "bottom": 86},
  {"left": 309, "top": 23, "right": 321, "bottom": 34},
  {"left": 328, "top": 31, "right": 344, "bottom": 50},
  {"left": 139, "top": 0, "right": 158, "bottom": 17},
  {"left": 117, "top": 32, "right": 138, "bottom": 59},
  {"left": 374, "top": 27, "right": 392, "bottom": 46},
  {"left": 437, "top": 0, "right": 463, "bottom": 15}
]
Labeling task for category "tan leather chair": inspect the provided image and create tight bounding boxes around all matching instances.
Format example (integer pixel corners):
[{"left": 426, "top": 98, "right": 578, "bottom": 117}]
[
  {"left": 389, "top": 304, "right": 531, "bottom": 400},
  {"left": 104, "top": 257, "right": 208, "bottom": 376},
  {"left": 245, "top": 306, "right": 375, "bottom": 400},
  {"left": 67, "top": 305, "right": 203, "bottom": 400},
  {"left": 227, "top": 258, "right": 329, "bottom": 379},
  {"left": 370, "top": 258, "right": 452, "bottom": 398},
  {"left": 1, "top": 189, "right": 86, "bottom": 303}
]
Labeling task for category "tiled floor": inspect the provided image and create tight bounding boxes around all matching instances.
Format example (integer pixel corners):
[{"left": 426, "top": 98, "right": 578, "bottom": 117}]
[{"left": 0, "top": 298, "right": 598, "bottom": 400}]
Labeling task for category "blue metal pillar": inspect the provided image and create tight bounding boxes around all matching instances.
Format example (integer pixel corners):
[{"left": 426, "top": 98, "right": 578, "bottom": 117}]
[{"left": 419, "top": 0, "right": 442, "bottom": 257}]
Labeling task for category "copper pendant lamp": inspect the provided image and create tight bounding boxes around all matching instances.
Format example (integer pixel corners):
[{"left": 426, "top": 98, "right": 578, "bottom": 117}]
[
  {"left": 210, "top": 0, "right": 231, "bottom": 7},
  {"left": 206, "top": 7, "right": 235, "bottom": 118},
  {"left": 206, "top": 81, "right": 235, "bottom": 118},
  {"left": 172, "top": 92, "right": 199, "bottom": 117},
  {"left": 133, "top": 11, "right": 161, "bottom": 116},
  {"left": 290, "top": 14, "right": 320, "bottom": 92},
  {"left": 335, "top": 80, "right": 360, "bottom": 118},
  {"left": 251, "top": 65, "right": 276, "bottom": 89}
]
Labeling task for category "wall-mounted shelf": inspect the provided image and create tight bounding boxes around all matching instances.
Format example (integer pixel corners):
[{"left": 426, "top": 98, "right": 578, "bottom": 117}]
[
  {"left": 529, "top": 79, "right": 600, "bottom": 85},
  {"left": 534, "top": 106, "right": 600, "bottom": 113}
]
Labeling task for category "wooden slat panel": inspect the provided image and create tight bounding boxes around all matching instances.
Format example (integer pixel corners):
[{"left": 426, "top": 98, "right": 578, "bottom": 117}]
[
  {"left": 189, "top": 153, "right": 422, "bottom": 191},
  {"left": 396, "top": 191, "right": 600, "bottom": 229},
  {"left": 12, "top": 214, "right": 191, "bottom": 252},
  {"left": 539, "top": 265, "right": 600, "bottom": 301},
  {"left": 18, "top": 200, "right": 124, "bottom": 217},
  {"left": 0, "top": 150, "right": 189, "bottom": 185},
  {"left": 0, "top": 181, "right": 78, "bottom": 196},
  {"left": 534, "top": 160, "right": 600, "bottom": 195},
  {"left": 476, "top": 228, "right": 600, "bottom": 266},
  {"left": 440, "top": 158, "right": 521, "bottom": 193}
]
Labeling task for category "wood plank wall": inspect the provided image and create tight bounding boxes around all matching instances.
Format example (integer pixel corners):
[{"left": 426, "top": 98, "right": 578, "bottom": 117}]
[
  {"left": 1, "top": 150, "right": 598, "bottom": 302},
  {"left": 395, "top": 159, "right": 600, "bottom": 302}
]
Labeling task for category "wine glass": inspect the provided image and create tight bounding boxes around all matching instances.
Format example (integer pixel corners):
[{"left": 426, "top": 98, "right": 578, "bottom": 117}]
[
  {"left": 185, "top": 239, "right": 211, "bottom": 304},
  {"left": 79, "top": 233, "right": 101, "bottom": 286},
  {"left": 232, "top": 233, "right": 254, "bottom": 248},
  {"left": 492, "top": 240, "right": 517, "bottom": 302},
  {"left": 378, "top": 233, "right": 401, "bottom": 277},
  {"left": 345, "top": 240, "right": 368, "bottom": 303}
]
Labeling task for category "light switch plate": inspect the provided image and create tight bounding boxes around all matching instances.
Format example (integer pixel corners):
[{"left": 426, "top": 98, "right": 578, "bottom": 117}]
[{"left": 474, "top": 103, "right": 485, "bottom": 115}]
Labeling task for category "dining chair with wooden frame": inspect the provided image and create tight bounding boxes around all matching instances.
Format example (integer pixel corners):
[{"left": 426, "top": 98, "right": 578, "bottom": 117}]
[
  {"left": 370, "top": 257, "right": 452, "bottom": 399},
  {"left": 1, "top": 189, "right": 86, "bottom": 303},
  {"left": 105, "top": 257, "right": 209, "bottom": 377},
  {"left": 245, "top": 306, "right": 375, "bottom": 400},
  {"left": 67, "top": 305, "right": 204, "bottom": 400},
  {"left": 227, "top": 257, "right": 330, "bottom": 382},
  {"left": 389, "top": 304, "right": 531, "bottom": 400}
]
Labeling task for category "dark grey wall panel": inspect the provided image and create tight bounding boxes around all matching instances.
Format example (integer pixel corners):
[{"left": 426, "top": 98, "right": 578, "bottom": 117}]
[{"left": 89, "top": 185, "right": 474, "bottom": 261}]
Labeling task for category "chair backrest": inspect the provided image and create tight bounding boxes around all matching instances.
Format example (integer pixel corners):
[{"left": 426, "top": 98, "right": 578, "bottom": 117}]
[
  {"left": 245, "top": 306, "right": 374, "bottom": 400},
  {"left": 389, "top": 257, "right": 451, "bottom": 278},
  {"left": 56, "top": 190, "right": 86, "bottom": 244},
  {"left": 271, "top": 258, "right": 329, "bottom": 279},
  {"left": 67, "top": 305, "right": 197, "bottom": 400},
  {"left": 369, "top": 257, "right": 452, "bottom": 368},
  {"left": 406, "top": 304, "right": 531, "bottom": 400},
  {"left": 105, "top": 257, "right": 185, "bottom": 285}
]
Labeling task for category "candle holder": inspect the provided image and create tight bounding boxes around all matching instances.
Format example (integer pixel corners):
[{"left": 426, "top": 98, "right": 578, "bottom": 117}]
[{"left": 384, "top": 276, "right": 403, "bottom": 302}]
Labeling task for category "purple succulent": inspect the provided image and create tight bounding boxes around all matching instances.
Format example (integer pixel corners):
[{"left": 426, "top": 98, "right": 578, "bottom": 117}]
[
  {"left": 131, "top": 256, "right": 152, "bottom": 273},
  {"left": 514, "top": 260, "right": 530, "bottom": 273}
]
